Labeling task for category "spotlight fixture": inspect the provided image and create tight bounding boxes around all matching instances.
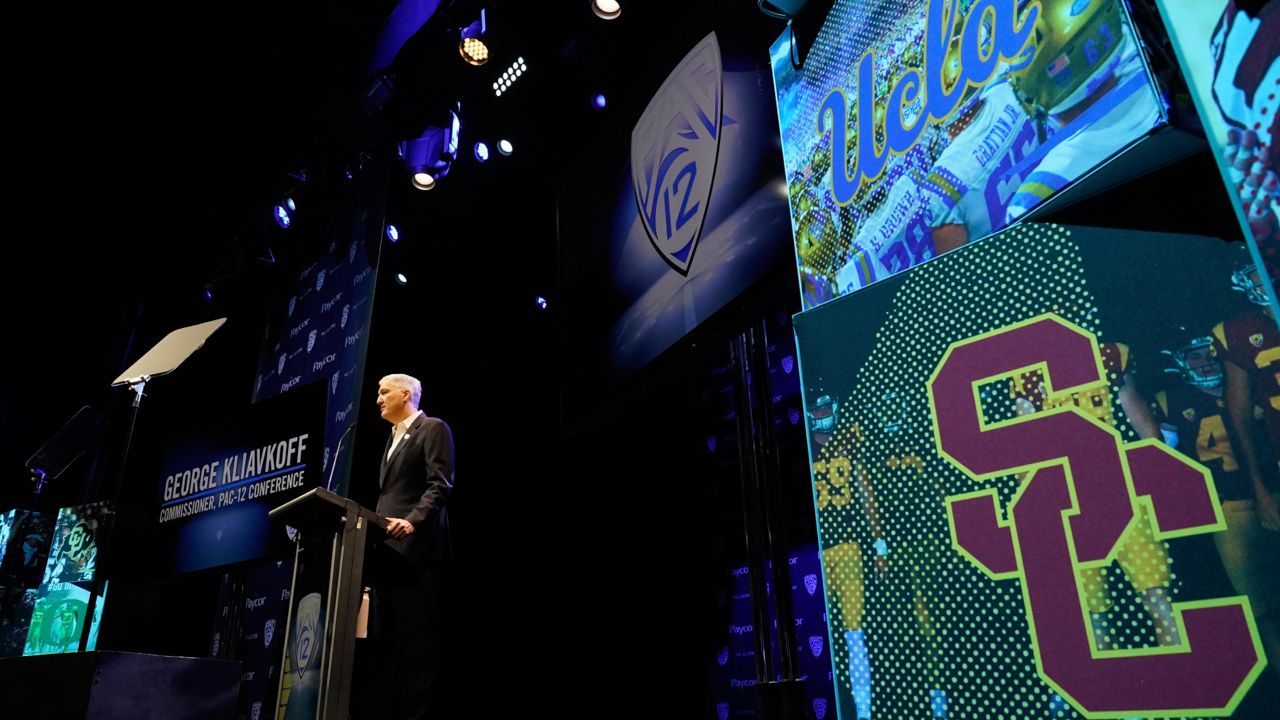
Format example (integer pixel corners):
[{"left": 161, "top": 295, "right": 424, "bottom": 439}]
[
  {"left": 459, "top": 9, "right": 488, "bottom": 66},
  {"left": 474, "top": 141, "right": 490, "bottom": 163},
  {"left": 535, "top": 295, "right": 549, "bottom": 310},
  {"left": 592, "top": 0, "right": 621, "bottom": 20},
  {"left": 593, "top": 93, "right": 607, "bottom": 109},
  {"left": 494, "top": 56, "right": 528, "bottom": 96},
  {"left": 386, "top": 224, "right": 400, "bottom": 243},
  {"left": 400, "top": 109, "right": 461, "bottom": 190},
  {"left": 497, "top": 138, "right": 513, "bottom": 156},
  {"left": 395, "top": 273, "right": 408, "bottom": 285},
  {"left": 274, "top": 204, "right": 292, "bottom": 228}
]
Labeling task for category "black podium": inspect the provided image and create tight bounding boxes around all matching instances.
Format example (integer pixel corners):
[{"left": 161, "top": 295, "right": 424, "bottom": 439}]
[{"left": 269, "top": 487, "right": 386, "bottom": 720}]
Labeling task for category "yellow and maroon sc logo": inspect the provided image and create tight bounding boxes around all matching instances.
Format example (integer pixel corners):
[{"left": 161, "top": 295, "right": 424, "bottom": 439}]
[{"left": 928, "top": 314, "right": 1265, "bottom": 717}]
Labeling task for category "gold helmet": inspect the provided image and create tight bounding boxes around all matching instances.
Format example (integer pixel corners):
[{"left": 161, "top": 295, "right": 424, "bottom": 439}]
[
  {"left": 1007, "top": 0, "right": 1126, "bottom": 114},
  {"left": 795, "top": 206, "right": 840, "bottom": 270}
]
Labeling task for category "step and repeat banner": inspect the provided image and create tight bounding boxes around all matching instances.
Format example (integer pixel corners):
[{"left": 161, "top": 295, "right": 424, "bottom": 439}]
[
  {"left": 772, "top": 0, "right": 1167, "bottom": 309},
  {"left": 796, "top": 223, "right": 1277, "bottom": 719}
]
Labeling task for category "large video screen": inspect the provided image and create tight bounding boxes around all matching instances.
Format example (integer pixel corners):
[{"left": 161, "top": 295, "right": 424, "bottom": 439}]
[
  {"left": 1155, "top": 0, "right": 1280, "bottom": 318},
  {"left": 773, "top": 0, "right": 1166, "bottom": 309},
  {"left": 796, "top": 224, "right": 1276, "bottom": 719},
  {"left": 559, "top": 32, "right": 793, "bottom": 407}
]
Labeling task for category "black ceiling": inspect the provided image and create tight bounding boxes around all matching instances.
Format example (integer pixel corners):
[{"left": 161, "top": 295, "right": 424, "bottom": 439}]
[{"left": 1, "top": 1, "right": 789, "bottom": 505}]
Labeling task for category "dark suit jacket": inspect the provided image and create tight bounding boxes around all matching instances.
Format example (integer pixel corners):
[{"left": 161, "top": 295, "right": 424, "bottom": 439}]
[{"left": 376, "top": 413, "right": 454, "bottom": 564}]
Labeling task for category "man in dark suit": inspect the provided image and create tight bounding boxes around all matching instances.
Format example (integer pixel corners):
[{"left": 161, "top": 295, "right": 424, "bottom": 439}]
[{"left": 370, "top": 372, "right": 454, "bottom": 719}]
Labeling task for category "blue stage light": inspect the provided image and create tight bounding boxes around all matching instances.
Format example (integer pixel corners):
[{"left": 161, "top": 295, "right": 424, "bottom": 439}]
[
  {"left": 535, "top": 295, "right": 548, "bottom": 310},
  {"left": 474, "top": 142, "right": 490, "bottom": 162},
  {"left": 593, "top": 93, "right": 607, "bottom": 109},
  {"left": 395, "top": 273, "right": 408, "bottom": 285},
  {"left": 497, "top": 139, "right": 513, "bottom": 156},
  {"left": 386, "top": 224, "right": 400, "bottom": 243},
  {"left": 274, "top": 204, "right": 292, "bottom": 228}
]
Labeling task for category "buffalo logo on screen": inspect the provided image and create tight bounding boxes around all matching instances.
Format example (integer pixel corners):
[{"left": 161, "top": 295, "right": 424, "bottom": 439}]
[
  {"left": 808, "top": 635, "right": 823, "bottom": 657},
  {"left": 294, "top": 592, "right": 322, "bottom": 679},
  {"left": 251, "top": 701, "right": 262, "bottom": 720},
  {"left": 307, "top": 329, "right": 318, "bottom": 353},
  {"left": 340, "top": 304, "right": 350, "bottom": 329},
  {"left": 813, "top": 698, "right": 828, "bottom": 720},
  {"left": 717, "top": 646, "right": 729, "bottom": 666},
  {"left": 264, "top": 618, "right": 276, "bottom": 648},
  {"left": 287, "top": 296, "right": 297, "bottom": 317},
  {"left": 716, "top": 702, "right": 730, "bottom": 720},
  {"left": 803, "top": 573, "right": 818, "bottom": 596},
  {"left": 278, "top": 354, "right": 287, "bottom": 376},
  {"left": 631, "top": 32, "right": 723, "bottom": 276},
  {"left": 315, "top": 269, "right": 326, "bottom": 292}
]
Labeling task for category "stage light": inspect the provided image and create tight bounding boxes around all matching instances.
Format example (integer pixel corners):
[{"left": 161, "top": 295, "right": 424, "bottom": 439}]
[
  {"left": 285, "top": 196, "right": 297, "bottom": 212},
  {"left": 401, "top": 110, "right": 460, "bottom": 190},
  {"left": 593, "top": 93, "right": 607, "bottom": 109},
  {"left": 459, "top": 9, "right": 488, "bottom": 66},
  {"left": 274, "top": 204, "right": 292, "bottom": 228},
  {"left": 497, "top": 139, "right": 513, "bottom": 156},
  {"left": 395, "top": 273, "right": 408, "bottom": 285},
  {"left": 474, "top": 142, "right": 490, "bottom": 162},
  {"left": 386, "top": 224, "right": 400, "bottom": 243},
  {"left": 535, "top": 296, "right": 548, "bottom": 310},
  {"left": 592, "top": 1, "right": 621, "bottom": 20},
  {"left": 494, "top": 57, "right": 528, "bottom": 96},
  {"left": 203, "top": 286, "right": 214, "bottom": 304},
  {"left": 411, "top": 172, "right": 436, "bottom": 191}
]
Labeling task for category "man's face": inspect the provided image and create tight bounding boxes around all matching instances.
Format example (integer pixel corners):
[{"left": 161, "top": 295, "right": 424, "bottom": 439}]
[
  {"left": 1186, "top": 347, "right": 1223, "bottom": 387},
  {"left": 377, "top": 382, "right": 410, "bottom": 423}
]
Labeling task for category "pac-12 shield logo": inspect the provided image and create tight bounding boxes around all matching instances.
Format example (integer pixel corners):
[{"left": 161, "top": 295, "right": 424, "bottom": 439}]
[
  {"left": 813, "top": 698, "right": 828, "bottom": 720},
  {"left": 315, "top": 269, "right": 326, "bottom": 292},
  {"left": 278, "top": 354, "right": 287, "bottom": 376},
  {"left": 294, "top": 592, "right": 322, "bottom": 679},
  {"left": 631, "top": 32, "right": 723, "bottom": 276},
  {"left": 808, "top": 635, "right": 824, "bottom": 657},
  {"left": 250, "top": 701, "right": 262, "bottom": 720},
  {"left": 307, "top": 329, "right": 317, "bottom": 353},
  {"left": 264, "top": 618, "right": 276, "bottom": 648},
  {"left": 803, "top": 573, "right": 818, "bottom": 596}
]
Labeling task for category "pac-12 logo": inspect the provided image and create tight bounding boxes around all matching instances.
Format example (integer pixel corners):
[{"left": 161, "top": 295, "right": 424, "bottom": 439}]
[
  {"left": 294, "top": 592, "right": 322, "bottom": 679},
  {"left": 631, "top": 32, "right": 723, "bottom": 276},
  {"left": 929, "top": 314, "right": 1264, "bottom": 717}
]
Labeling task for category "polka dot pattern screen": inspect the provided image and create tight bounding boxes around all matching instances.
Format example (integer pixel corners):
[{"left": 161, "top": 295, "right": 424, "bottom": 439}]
[{"left": 796, "top": 223, "right": 1275, "bottom": 719}]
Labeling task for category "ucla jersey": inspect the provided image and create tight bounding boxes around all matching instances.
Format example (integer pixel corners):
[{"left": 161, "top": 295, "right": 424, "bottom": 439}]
[{"left": 923, "top": 81, "right": 1040, "bottom": 240}]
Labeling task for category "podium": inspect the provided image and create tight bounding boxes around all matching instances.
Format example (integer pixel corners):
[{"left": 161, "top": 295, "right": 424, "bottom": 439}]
[{"left": 269, "top": 487, "right": 387, "bottom": 720}]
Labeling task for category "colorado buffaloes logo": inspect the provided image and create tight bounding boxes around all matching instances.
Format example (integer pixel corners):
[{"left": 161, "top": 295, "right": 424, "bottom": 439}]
[
  {"left": 930, "top": 314, "right": 1264, "bottom": 717},
  {"left": 294, "top": 592, "right": 322, "bottom": 679},
  {"left": 631, "top": 32, "right": 723, "bottom": 275}
]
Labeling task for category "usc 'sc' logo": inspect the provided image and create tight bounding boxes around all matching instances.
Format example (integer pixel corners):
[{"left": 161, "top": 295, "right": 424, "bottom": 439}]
[{"left": 929, "top": 314, "right": 1264, "bottom": 717}]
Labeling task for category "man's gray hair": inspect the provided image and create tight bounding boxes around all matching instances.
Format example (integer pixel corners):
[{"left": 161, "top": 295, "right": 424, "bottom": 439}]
[{"left": 379, "top": 373, "right": 422, "bottom": 408}]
